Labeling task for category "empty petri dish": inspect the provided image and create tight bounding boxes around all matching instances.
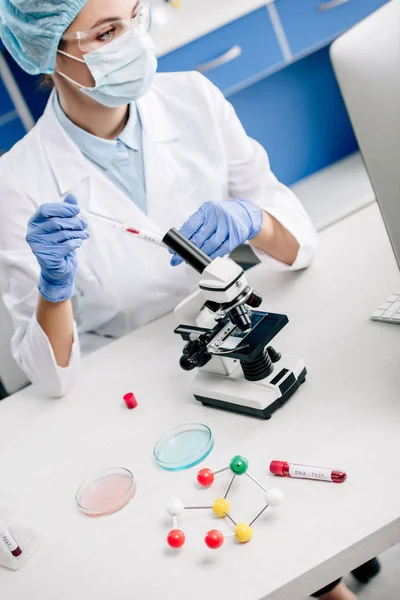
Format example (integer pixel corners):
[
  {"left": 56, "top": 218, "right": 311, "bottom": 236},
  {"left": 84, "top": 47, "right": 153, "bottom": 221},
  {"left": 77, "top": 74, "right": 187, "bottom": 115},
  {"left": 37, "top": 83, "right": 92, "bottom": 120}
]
[
  {"left": 154, "top": 423, "right": 214, "bottom": 471},
  {"left": 76, "top": 468, "right": 137, "bottom": 517}
]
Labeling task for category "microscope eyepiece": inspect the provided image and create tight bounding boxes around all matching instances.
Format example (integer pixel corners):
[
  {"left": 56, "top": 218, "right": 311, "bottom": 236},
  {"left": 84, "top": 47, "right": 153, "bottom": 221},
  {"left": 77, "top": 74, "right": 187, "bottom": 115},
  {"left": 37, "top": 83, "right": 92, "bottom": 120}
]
[{"left": 163, "top": 228, "right": 212, "bottom": 274}]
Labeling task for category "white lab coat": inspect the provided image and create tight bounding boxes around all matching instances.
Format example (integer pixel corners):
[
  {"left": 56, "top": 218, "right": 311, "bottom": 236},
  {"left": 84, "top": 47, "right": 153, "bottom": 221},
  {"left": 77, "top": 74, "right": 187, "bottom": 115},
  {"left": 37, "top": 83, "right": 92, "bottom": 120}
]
[{"left": 0, "top": 71, "right": 317, "bottom": 397}]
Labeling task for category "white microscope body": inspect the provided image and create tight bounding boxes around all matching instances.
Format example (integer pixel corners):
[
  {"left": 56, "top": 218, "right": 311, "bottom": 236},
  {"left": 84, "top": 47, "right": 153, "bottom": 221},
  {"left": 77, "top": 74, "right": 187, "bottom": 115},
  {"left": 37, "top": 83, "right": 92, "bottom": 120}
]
[{"left": 173, "top": 256, "right": 306, "bottom": 419}]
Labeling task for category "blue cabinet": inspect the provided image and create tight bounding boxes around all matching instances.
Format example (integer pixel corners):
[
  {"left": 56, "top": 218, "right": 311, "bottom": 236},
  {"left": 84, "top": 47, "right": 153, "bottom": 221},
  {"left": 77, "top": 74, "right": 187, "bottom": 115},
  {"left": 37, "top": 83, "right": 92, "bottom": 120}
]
[
  {"left": 157, "top": 8, "right": 284, "bottom": 94},
  {"left": 0, "top": 47, "right": 25, "bottom": 154},
  {"left": 275, "top": 0, "right": 389, "bottom": 56},
  {"left": 0, "top": 0, "right": 389, "bottom": 177},
  {"left": 230, "top": 45, "right": 358, "bottom": 186},
  {"left": 0, "top": 117, "right": 26, "bottom": 154},
  {"left": 0, "top": 76, "right": 14, "bottom": 117},
  {"left": 159, "top": 0, "right": 387, "bottom": 184}
]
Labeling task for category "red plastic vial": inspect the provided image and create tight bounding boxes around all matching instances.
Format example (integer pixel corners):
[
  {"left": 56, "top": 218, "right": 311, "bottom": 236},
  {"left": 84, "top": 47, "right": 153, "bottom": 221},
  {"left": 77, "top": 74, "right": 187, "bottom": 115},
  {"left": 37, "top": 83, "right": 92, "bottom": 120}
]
[{"left": 123, "top": 393, "right": 138, "bottom": 410}]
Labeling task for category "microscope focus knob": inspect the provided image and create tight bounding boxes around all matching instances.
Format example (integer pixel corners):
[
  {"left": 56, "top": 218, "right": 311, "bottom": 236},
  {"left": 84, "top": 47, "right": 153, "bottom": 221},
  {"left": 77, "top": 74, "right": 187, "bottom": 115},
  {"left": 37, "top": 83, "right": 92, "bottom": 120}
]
[
  {"left": 246, "top": 291, "right": 263, "bottom": 308},
  {"left": 180, "top": 338, "right": 212, "bottom": 371},
  {"left": 180, "top": 355, "right": 196, "bottom": 371},
  {"left": 267, "top": 346, "right": 282, "bottom": 363}
]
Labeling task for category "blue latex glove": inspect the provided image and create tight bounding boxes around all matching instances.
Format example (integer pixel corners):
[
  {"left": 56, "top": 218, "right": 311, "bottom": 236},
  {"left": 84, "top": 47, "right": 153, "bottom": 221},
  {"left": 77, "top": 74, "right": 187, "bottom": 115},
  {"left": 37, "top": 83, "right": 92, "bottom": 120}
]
[
  {"left": 171, "top": 200, "right": 263, "bottom": 266},
  {"left": 26, "top": 194, "right": 89, "bottom": 303}
]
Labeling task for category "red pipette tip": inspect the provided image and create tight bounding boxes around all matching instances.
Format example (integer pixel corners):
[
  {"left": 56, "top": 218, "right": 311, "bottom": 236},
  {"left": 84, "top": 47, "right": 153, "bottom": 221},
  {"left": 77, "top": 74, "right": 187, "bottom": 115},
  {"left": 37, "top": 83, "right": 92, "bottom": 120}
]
[{"left": 123, "top": 393, "right": 138, "bottom": 409}]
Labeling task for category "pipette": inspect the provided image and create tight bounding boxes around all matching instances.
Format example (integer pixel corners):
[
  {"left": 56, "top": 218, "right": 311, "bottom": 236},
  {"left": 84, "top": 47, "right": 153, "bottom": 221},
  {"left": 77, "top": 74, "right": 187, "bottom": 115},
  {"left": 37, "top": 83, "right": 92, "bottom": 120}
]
[{"left": 82, "top": 210, "right": 166, "bottom": 248}]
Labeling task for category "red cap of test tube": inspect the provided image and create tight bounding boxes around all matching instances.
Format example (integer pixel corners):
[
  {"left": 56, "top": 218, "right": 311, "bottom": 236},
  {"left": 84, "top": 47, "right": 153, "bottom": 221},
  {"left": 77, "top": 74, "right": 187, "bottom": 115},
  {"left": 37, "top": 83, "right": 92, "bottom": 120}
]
[
  {"left": 123, "top": 393, "right": 138, "bottom": 410},
  {"left": 270, "top": 461, "right": 287, "bottom": 476}
]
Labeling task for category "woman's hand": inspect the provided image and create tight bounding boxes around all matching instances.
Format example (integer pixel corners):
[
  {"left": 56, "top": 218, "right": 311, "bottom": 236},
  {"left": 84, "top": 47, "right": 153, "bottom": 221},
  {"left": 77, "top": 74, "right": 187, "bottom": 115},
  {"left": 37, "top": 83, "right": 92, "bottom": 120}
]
[
  {"left": 171, "top": 199, "right": 263, "bottom": 266},
  {"left": 26, "top": 194, "right": 89, "bottom": 302}
]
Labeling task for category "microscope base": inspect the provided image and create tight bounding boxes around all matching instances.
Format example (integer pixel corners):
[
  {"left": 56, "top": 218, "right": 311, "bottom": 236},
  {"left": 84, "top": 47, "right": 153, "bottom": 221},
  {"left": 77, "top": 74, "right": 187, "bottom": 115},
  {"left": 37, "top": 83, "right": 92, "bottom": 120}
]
[{"left": 192, "top": 356, "right": 306, "bottom": 419}]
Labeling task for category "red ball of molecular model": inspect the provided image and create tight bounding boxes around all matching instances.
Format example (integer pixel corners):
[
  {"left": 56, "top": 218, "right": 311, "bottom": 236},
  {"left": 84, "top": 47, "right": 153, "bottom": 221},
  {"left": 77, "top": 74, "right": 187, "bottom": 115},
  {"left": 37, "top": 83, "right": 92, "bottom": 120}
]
[
  {"left": 197, "top": 468, "right": 214, "bottom": 487},
  {"left": 167, "top": 529, "right": 186, "bottom": 549},
  {"left": 205, "top": 530, "right": 224, "bottom": 549},
  {"left": 166, "top": 455, "right": 284, "bottom": 550}
]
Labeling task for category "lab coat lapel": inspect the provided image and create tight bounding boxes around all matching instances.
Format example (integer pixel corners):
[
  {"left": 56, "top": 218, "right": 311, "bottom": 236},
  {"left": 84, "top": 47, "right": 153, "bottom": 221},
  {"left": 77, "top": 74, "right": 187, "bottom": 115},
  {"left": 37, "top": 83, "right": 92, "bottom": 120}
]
[
  {"left": 84, "top": 159, "right": 151, "bottom": 233},
  {"left": 39, "top": 92, "right": 90, "bottom": 200},
  {"left": 137, "top": 88, "right": 184, "bottom": 232},
  {"left": 39, "top": 92, "right": 160, "bottom": 234}
]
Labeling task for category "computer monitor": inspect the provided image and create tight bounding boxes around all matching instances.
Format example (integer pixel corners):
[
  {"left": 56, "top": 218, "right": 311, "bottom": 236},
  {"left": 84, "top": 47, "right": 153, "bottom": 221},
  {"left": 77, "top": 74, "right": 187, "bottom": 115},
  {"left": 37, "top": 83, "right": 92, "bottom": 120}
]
[
  {"left": 330, "top": 0, "right": 400, "bottom": 269},
  {"left": 330, "top": 0, "right": 400, "bottom": 323}
]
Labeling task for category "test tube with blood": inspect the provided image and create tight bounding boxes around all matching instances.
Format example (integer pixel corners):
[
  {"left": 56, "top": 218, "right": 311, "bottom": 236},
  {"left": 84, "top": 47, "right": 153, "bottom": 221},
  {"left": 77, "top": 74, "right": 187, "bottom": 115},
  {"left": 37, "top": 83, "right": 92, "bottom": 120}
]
[
  {"left": 0, "top": 520, "right": 22, "bottom": 558},
  {"left": 270, "top": 460, "right": 347, "bottom": 483}
]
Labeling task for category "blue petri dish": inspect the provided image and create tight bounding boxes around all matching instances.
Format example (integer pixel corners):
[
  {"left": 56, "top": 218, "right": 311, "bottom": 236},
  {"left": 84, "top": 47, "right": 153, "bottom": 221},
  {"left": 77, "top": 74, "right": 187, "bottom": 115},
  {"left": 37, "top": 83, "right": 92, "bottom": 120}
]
[{"left": 154, "top": 423, "right": 214, "bottom": 471}]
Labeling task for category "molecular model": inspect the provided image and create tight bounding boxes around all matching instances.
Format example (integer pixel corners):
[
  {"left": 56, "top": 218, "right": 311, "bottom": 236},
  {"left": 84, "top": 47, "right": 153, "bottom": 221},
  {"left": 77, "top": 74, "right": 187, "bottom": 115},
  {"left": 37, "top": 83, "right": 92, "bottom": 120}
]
[{"left": 166, "top": 455, "right": 284, "bottom": 550}]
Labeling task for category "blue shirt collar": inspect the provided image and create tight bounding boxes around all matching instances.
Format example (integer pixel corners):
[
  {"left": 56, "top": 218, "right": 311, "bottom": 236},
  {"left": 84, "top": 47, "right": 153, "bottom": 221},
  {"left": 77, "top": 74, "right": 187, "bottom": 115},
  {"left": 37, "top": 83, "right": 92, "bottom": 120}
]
[{"left": 53, "top": 93, "right": 139, "bottom": 171}]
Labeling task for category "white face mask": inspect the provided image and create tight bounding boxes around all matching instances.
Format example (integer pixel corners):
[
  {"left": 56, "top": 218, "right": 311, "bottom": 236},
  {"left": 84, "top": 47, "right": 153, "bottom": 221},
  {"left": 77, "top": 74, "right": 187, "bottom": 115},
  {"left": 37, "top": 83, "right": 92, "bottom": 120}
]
[{"left": 57, "top": 28, "right": 157, "bottom": 107}]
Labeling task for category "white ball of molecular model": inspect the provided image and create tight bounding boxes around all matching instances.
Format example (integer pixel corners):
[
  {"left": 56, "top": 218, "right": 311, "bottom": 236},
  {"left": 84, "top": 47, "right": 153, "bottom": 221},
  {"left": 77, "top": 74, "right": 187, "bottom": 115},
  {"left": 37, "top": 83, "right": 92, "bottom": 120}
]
[
  {"left": 265, "top": 488, "right": 284, "bottom": 507},
  {"left": 166, "top": 498, "right": 185, "bottom": 517}
]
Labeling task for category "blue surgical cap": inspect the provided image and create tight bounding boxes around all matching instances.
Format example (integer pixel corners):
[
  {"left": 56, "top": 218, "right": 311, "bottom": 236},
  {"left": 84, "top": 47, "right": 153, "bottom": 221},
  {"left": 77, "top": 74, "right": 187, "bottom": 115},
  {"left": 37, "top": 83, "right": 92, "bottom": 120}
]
[{"left": 0, "top": 0, "right": 88, "bottom": 75}]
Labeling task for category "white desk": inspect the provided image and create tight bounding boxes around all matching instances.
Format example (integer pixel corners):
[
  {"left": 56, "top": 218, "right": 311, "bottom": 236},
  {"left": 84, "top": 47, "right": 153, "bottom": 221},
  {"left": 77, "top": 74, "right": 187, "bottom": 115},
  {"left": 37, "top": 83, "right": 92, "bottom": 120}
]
[
  {"left": 1, "top": 204, "right": 400, "bottom": 600},
  {"left": 291, "top": 153, "right": 376, "bottom": 233}
]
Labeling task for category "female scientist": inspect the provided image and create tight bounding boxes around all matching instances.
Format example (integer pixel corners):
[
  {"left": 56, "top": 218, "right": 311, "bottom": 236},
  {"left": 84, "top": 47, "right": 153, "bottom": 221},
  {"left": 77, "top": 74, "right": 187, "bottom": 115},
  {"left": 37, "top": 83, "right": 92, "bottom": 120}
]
[
  {"left": 0, "top": 0, "right": 317, "bottom": 395},
  {"left": 0, "top": 1, "right": 381, "bottom": 597}
]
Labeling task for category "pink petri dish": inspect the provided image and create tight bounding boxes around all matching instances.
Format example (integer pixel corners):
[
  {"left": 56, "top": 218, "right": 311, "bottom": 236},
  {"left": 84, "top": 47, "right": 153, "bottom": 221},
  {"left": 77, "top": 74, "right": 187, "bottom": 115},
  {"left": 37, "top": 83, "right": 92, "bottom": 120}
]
[{"left": 76, "top": 468, "right": 137, "bottom": 517}]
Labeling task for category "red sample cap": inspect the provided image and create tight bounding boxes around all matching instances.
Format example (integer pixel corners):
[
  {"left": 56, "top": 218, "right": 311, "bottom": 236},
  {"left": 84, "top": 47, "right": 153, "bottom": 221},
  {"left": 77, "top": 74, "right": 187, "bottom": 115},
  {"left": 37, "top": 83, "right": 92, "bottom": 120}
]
[
  {"left": 270, "top": 460, "right": 287, "bottom": 476},
  {"left": 123, "top": 393, "right": 138, "bottom": 410}
]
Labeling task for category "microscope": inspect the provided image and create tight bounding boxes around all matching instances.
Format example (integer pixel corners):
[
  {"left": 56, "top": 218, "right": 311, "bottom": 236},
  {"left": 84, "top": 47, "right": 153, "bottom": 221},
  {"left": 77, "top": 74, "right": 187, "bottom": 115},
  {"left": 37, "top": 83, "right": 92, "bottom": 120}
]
[{"left": 163, "top": 229, "right": 307, "bottom": 419}]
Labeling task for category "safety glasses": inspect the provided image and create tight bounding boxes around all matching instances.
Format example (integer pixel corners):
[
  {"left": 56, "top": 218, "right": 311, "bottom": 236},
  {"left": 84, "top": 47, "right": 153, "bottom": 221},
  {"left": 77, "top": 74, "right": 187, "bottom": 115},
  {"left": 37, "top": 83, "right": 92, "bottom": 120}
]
[{"left": 61, "top": 0, "right": 151, "bottom": 54}]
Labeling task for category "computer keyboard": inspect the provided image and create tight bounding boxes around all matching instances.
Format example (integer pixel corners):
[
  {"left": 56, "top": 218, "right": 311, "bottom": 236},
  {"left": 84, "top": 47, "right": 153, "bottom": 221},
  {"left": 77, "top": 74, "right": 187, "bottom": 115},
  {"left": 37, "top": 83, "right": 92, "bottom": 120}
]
[{"left": 372, "top": 290, "right": 400, "bottom": 324}]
